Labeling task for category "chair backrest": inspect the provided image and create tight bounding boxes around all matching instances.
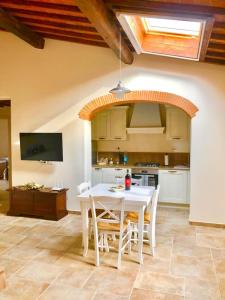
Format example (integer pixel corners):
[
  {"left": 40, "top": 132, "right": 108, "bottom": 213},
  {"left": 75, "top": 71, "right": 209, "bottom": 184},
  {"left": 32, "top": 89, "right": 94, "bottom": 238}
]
[
  {"left": 77, "top": 182, "right": 91, "bottom": 195},
  {"left": 89, "top": 195, "right": 125, "bottom": 233},
  {"left": 150, "top": 185, "right": 160, "bottom": 225}
]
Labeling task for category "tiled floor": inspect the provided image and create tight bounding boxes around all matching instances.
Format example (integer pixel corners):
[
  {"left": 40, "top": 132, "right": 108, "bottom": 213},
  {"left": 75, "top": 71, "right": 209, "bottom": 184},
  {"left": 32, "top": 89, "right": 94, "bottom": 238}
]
[{"left": 0, "top": 206, "right": 224, "bottom": 299}]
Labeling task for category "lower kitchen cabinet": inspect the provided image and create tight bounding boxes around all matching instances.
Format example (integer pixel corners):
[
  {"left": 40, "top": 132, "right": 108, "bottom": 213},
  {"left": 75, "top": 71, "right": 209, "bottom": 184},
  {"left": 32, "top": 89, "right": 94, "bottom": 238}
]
[
  {"left": 159, "top": 169, "right": 190, "bottom": 204},
  {"left": 92, "top": 167, "right": 130, "bottom": 185},
  {"left": 92, "top": 167, "right": 103, "bottom": 186}
]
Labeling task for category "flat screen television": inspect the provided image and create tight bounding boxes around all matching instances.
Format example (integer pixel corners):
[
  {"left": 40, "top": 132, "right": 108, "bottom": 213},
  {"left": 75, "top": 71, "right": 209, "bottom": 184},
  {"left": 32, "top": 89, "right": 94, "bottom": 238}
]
[{"left": 20, "top": 133, "right": 63, "bottom": 162}]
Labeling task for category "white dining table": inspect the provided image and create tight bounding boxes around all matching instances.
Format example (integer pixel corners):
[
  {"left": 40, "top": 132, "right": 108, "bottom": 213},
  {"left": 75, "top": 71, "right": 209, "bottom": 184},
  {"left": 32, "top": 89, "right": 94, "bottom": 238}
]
[{"left": 78, "top": 183, "right": 155, "bottom": 264}]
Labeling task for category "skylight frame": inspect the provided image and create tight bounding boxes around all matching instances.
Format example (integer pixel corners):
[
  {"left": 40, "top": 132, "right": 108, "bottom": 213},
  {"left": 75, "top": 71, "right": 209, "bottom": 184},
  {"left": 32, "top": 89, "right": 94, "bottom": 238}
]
[{"left": 117, "top": 11, "right": 208, "bottom": 61}]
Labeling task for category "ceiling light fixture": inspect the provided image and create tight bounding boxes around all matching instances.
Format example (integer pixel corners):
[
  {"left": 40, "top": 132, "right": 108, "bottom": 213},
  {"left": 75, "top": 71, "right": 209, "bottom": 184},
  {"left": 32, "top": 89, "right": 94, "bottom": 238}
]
[{"left": 109, "top": 30, "right": 131, "bottom": 99}]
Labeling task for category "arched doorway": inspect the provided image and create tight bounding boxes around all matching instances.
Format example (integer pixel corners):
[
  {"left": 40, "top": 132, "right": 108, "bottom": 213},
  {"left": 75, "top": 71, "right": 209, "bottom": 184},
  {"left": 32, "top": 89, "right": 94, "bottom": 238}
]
[
  {"left": 79, "top": 90, "right": 198, "bottom": 120},
  {"left": 79, "top": 90, "right": 198, "bottom": 208}
]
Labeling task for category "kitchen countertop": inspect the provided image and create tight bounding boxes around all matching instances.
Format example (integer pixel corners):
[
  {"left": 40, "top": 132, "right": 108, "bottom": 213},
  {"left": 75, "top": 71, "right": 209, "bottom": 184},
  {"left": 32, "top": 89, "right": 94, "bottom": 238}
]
[{"left": 92, "top": 164, "right": 190, "bottom": 170}]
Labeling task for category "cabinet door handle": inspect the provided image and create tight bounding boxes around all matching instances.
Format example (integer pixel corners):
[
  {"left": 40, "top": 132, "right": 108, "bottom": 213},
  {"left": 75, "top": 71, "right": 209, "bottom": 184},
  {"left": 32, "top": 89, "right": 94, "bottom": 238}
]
[
  {"left": 95, "top": 168, "right": 102, "bottom": 170},
  {"left": 168, "top": 170, "right": 177, "bottom": 173},
  {"left": 172, "top": 137, "right": 181, "bottom": 140},
  {"left": 114, "top": 137, "right": 122, "bottom": 140},
  {"left": 115, "top": 168, "right": 123, "bottom": 171},
  {"left": 115, "top": 176, "right": 123, "bottom": 179},
  {"left": 99, "top": 137, "right": 105, "bottom": 140}
]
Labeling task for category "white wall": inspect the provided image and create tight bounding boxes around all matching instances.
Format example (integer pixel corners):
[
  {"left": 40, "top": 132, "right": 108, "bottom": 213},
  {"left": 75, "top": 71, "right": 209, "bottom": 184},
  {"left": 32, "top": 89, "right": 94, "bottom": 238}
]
[{"left": 0, "top": 31, "right": 225, "bottom": 224}]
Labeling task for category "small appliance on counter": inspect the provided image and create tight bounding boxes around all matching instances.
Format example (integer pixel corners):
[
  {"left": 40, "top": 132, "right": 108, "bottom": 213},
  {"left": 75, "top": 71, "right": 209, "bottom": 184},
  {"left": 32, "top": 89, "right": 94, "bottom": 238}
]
[
  {"left": 164, "top": 153, "right": 169, "bottom": 166},
  {"left": 118, "top": 152, "right": 128, "bottom": 165}
]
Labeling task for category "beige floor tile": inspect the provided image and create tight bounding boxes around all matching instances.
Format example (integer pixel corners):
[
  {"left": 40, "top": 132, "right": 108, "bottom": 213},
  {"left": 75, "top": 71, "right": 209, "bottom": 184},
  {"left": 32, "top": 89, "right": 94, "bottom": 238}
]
[
  {"left": 84, "top": 267, "right": 137, "bottom": 296},
  {"left": 140, "top": 256, "right": 170, "bottom": 274},
  {"left": 0, "top": 255, "right": 26, "bottom": 278},
  {"left": 16, "top": 261, "right": 65, "bottom": 283},
  {"left": 0, "top": 232, "right": 26, "bottom": 245},
  {"left": 211, "top": 249, "right": 225, "bottom": 260},
  {"left": 196, "top": 233, "right": 225, "bottom": 249},
  {"left": 13, "top": 217, "right": 41, "bottom": 227},
  {"left": 173, "top": 243, "right": 211, "bottom": 258},
  {"left": 2, "top": 245, "right": 42, "bottom": 260},
  {"left": 32, "top": 249, "right": 64, "bottom": 264},
  {"left": 3, "top": 225, "right": 30, "bottom": 235},
  {"left": 171, "top": 255, "right": 215, "bottom": 278},
  {"left": 39, "top": 284, "right": 95, "bottom": 300},
  {"left": 0, "top": 276, "right": 49, "bottom": 300},
  {"left": 185, "top": 277, "right": 220, "bottom": 300},
  {"left": 54, "top": 265, "right": 94, "bottom": 288},
  {"left": 37, "top": 234, "right": 77, "bottom": 251},
  {"left": 93, "top": 291, "right": 129, "bottom": 300},
  {"left": 219, "top": 278, "right": 225, "bottom": 300},
  {"left": 26, "top": 224, "right": 59, "bottom": 237},
  {"left": 214, "top": 259, "right": 225, "bottom": 278},
  {"left": 195, "top": 226, "right": 225, "bottom": 237},
  {"left": 134, "top": 272, "right": 185, "bottom": 296},
  {"left": 131, "top": 288, "right": 184, "bottom": 300}
]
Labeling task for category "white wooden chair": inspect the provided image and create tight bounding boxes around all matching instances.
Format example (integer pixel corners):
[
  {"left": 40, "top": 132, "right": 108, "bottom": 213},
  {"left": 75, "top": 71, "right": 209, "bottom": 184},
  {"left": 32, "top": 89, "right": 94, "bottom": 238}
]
[
  {"left": 126, "top": 185, "right": 160, "bottom": 256},
  {"left": 89, "top": 195, "right": 132, "bottom": 269},
  {"left": 77, "top": 182, "right": 91, "bottom": 195},
  {"left": 77, "top": 182, "right": 93, "bottom": 239}
]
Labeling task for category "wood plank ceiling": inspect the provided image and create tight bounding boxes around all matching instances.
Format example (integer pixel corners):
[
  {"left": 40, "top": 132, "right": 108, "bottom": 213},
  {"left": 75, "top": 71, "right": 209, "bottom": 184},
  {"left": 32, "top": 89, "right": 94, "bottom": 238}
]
[{"left": 0, "top": 0, "right": 225, "bottom": 65}]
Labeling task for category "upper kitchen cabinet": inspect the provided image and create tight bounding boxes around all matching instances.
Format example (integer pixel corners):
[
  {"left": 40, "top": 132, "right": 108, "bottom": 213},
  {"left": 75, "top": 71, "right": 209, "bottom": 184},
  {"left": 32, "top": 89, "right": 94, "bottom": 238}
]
[
  {"left": 92, "top": 106, "right": 128, "bottom": 141},
  {"left": 93, "top": 111, "right": 110, "bottom": 140},
  {"left": 166, "top": 107, "right": 190, "bottom": 140},
  {"left": 109, "top": 107, "right": 127, "bottom": 140}
]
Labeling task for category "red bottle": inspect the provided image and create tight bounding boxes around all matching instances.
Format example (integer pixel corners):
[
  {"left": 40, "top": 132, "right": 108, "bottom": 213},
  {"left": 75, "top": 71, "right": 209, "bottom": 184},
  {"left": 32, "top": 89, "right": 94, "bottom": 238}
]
[{"left": 125, "top": 169, "right": 131, "bottom": 190}]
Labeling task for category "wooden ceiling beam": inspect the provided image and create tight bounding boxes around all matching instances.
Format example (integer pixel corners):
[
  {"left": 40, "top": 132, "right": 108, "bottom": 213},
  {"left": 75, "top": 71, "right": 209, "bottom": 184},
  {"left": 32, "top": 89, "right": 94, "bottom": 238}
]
[
  {"left": 41, "top": 32, "right": 108, "bottom": 47},
  {"left": 106, "top": 0, "right": 225, "bottom": 15},
  {"left": 208, "top": 42, "right": 225, "bottom": 49},
  {"left": 29, "top": 25, "right": 103, "bottom": 40},
  {"left": 0, "top": 1, "right": 82, "bottom": 17},
  {"left": 12, "top": 12, "right": 92, "bottom": 27},
  {"left": 18, "top": 17, "right": 97, "bottom": 33},
  {"left": 0, "top": 8, "right": 44, "bottom": 48},
  {"left": 207, "top": 50, "right": 225, "bottom": 57},
  {"left": 6, "top": 8, "right": 90, "bottom": 23},
  {"left": 76, "top": 0, "right": 134, "bottom": 64}
]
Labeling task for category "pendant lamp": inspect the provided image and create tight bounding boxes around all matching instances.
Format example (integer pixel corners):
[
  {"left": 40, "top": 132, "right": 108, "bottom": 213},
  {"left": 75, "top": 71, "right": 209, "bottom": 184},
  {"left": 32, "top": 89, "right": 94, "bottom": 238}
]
[{"left": 109, "top": 31, "right": 131, "bottom": 99}]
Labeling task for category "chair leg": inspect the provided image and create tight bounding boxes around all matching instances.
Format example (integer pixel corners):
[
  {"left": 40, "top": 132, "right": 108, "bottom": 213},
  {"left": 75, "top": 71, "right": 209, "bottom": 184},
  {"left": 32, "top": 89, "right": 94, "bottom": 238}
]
[
  {"left": 148, "top": 224, "right": 155, "bottom": 256},
  {"left": 88, "top": 219, "right": 92, "bottom": 240},
  {"left": 104, "top": 233, "right": 109, "bottom": 252},
  {"left": 117, "top": 233, "right": 123, "bottom": 269},
  {"left": 128, "top": 226, "right": 132, "bottom": 255},
  {"left": 93, "top": 223, "right": 100, "bottom": 266},
  {"left": 99, "top": 234, "right": 104, "bottom": 252}
]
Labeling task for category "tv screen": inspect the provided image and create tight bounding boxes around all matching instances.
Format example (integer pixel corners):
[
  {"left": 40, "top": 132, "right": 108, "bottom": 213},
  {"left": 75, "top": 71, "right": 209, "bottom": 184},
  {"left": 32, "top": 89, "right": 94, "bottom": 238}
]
[{"left": 20, "top": 133, "right": 63, "bottom": 162}]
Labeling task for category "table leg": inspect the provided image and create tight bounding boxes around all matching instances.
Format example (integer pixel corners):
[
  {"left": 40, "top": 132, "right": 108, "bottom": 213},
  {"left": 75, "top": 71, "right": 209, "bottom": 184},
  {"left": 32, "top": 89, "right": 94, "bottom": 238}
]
[
  {"left": 138, "top": 206, "right": 145, "bottom": 264},
  {"left": 81, "top": 202, "right": 89, "bottom": 257}
]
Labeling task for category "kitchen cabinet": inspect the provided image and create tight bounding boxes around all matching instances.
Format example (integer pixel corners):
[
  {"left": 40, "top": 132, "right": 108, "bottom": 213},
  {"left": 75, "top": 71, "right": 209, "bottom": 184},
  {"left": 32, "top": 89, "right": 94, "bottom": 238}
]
[
  {"left": 109, "top": 107, "right": 127, "bottom": 140},
  {"left": 166, "top": 108, "right": 190, "bottom": 140},
  {"left": 92, "top": 107, "right": 128, "bottom": 141},
  {"left": 96, "top": 111, "right": 109, "bottom": 140},
  {"left": 92, "top": 167, "right": 103, "bottom": 186},
  {"left": 92, "top": 167, "right": 130, "bottom": 185},
  {"left": 159, "top": 169, "right": 189, "bottom": 203}
]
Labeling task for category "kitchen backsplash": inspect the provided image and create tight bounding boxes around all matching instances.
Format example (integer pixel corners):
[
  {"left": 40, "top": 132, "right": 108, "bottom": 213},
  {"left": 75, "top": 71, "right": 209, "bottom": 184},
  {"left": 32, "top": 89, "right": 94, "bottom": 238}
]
[{"left": 96, "top": 152, "right": 190, "bottom": 167}]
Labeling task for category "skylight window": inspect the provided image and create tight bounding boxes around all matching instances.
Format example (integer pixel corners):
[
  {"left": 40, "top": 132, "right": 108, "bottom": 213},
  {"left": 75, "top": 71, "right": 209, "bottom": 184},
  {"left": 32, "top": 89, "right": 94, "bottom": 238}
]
[
  {"left": 117, "top": 13, "right": 207, "bottom": 61},
  {"left": 141, "top": 17, "right": 201, "bottom": 37}
]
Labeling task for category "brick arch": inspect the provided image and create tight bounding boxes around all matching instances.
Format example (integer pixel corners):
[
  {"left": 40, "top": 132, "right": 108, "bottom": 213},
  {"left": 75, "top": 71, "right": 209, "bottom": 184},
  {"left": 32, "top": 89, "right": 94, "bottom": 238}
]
[{"left": 79, "top": 90, "right": 198, "bottom": 120}]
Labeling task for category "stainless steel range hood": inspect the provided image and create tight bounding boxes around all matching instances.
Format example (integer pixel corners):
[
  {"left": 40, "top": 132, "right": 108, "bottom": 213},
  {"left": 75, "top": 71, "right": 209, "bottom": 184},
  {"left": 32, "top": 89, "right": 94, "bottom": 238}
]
[{"left": 126, "top": 103, "right": 165, "bottom": 134}]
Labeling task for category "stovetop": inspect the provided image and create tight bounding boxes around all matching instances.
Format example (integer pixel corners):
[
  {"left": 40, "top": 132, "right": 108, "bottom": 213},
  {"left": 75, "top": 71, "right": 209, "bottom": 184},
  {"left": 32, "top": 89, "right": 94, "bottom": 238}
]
[{"left": 134, "top": 162, "right": 160, "bottom": 168}]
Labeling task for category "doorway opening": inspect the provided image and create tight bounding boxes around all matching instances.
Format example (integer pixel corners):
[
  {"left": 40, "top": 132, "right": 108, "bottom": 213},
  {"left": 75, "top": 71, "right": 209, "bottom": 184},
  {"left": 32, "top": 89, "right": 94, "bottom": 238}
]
[{"left": 0, "top": 100, "right": 11, "bottom": 214}]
